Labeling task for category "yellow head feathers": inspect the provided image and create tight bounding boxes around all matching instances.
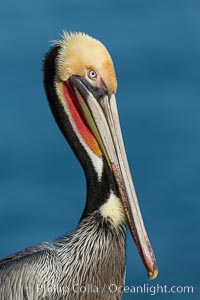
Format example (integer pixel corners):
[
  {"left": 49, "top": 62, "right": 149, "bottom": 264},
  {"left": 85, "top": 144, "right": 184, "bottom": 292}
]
[{"left": 56, "top": 32, "right": 117, "bottom": 94}]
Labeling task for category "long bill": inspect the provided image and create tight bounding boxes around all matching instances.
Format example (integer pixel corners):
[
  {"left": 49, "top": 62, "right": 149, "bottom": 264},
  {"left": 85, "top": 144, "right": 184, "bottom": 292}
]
[{"left": 70, "top": 76, "right": 158, "bottom": 280}]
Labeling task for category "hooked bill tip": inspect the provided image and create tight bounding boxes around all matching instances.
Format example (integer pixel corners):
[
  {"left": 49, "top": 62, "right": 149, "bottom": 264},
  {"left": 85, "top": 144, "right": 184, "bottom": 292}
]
[{"left": 148, "top": 267, "right": 159, "bottom": 280}]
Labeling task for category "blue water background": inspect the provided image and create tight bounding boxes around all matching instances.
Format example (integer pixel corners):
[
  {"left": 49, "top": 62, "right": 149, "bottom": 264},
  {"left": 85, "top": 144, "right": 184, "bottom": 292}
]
[{"left": 0, "top": 1, "right": 200, "bottom": 299}]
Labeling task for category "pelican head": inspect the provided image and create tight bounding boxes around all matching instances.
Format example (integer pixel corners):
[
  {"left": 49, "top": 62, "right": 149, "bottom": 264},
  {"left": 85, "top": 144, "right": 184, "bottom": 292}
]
[{"left": 43, "top": 32, "right": 158, "bottom": 280}]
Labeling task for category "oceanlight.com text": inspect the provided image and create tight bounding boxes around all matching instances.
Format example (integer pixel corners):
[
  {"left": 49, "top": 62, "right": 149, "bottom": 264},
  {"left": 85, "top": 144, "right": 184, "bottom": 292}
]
[{"left": 108, "top": 283, "right": 194, "bottom": 296}]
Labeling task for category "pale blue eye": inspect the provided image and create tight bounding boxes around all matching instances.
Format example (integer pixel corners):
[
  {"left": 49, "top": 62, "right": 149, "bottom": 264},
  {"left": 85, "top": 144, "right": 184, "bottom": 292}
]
[{"left": 88, "top": 70, "right": 97, "bottom": 79}]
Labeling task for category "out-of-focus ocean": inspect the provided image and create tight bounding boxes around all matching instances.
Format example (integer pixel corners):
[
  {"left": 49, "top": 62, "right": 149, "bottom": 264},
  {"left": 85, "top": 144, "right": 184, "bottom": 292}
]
[{"left": 0, "top": 1, "right": 199, "bottom": 299}]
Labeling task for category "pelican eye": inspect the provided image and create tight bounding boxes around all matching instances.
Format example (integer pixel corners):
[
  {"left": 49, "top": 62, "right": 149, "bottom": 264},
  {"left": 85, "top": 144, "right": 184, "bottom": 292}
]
[{"left": 88, "top": 70, "right": 97, "bottom": 80}]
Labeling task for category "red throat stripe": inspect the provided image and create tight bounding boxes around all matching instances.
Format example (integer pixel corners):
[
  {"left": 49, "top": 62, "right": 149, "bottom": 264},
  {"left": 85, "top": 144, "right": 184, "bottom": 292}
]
[{"left": 63, "top": 82, "right": 102, "bottom": 156}]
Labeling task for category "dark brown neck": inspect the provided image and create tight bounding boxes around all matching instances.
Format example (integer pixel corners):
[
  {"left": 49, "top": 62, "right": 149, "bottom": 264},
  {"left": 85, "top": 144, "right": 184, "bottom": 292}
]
[{"left": 43, "top": 45, "right": 118, "bottom": 220}]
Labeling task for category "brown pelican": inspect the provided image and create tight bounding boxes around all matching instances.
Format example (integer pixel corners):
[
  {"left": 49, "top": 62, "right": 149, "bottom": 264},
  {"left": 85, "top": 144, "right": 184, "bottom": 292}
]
[{"left": 0, "top": 32, "right": 158, "bottom": 299}]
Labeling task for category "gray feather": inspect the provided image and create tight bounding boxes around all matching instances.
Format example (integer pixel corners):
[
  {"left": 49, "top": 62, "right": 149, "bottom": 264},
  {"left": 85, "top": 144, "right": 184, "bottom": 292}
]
[{"left": 0, "top": 212, "right": 126, "bottom": 300}]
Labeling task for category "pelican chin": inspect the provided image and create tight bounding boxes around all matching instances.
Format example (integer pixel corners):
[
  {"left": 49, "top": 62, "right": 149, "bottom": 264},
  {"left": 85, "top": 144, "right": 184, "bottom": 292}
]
[{"left": 0, "top": 32, "right": 158, "bottom": 300}]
